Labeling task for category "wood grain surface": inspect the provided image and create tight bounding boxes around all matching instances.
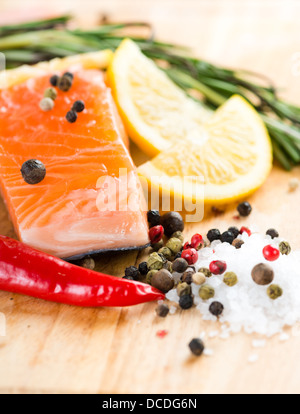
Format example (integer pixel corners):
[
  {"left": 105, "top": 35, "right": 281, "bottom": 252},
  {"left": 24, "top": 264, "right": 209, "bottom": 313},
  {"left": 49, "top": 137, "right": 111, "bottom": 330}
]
[{"left": 0, "top": 0, "right": 300, "bottom": 394}]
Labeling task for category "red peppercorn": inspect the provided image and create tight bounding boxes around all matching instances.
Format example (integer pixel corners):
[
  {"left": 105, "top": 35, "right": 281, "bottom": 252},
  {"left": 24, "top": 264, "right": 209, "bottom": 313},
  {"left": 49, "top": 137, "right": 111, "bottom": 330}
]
[
  {"left": 240, "top": 226, "right": 251, "bottom": 236},
  {"left": 190, "top": 233, "right": 203, "bottom": 250},
  {"left": 209, "top": 260, "right": 227, "bottom": 275},
  {"left": 263, "top": 245, "right": 280, "bottom": 262},
  {"left": 181, "top": 248, "right": 198, "bottom": 265},
  {"left": 183, "top": 241, "right": 192, "bottom": 250},
  {"left": 149, "top": 225, "right": 164, "bottom": 244}
]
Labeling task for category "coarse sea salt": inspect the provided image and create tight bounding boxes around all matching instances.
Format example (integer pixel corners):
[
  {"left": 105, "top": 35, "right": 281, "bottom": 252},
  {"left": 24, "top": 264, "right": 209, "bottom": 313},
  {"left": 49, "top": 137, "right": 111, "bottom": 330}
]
[{"left": 166, "top": 232, "right": 300, "bottom": 337}]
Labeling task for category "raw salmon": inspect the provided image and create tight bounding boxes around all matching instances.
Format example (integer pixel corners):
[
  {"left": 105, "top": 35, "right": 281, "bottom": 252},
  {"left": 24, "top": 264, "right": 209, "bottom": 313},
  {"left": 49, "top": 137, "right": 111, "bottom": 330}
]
[{"left": 0, "top": 69, "right": 149, "bottom": 259}]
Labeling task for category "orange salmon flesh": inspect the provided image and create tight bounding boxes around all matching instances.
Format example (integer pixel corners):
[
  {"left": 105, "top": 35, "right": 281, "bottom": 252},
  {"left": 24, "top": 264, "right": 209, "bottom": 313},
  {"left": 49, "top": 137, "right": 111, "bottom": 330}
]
[{"left": 0, "top": 69, "right": 149, "bottom": 258}]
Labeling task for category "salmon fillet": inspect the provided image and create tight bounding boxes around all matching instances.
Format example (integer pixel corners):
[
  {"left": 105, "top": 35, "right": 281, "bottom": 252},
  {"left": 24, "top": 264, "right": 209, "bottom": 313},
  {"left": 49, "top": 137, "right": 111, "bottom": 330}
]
[{"left": 0, "top": 69, "right": 149, "bottom": 258}]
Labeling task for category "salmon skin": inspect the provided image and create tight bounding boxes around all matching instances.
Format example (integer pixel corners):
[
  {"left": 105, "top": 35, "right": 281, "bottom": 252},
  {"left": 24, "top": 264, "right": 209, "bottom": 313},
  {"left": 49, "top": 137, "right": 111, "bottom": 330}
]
[{"left": 0, "top": 69, "right": 149, "bottom": 258}]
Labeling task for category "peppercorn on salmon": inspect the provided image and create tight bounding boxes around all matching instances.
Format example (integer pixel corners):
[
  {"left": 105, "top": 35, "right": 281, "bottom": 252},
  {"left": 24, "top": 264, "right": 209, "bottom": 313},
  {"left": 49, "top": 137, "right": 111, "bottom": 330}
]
[{"left": 0, "top": 68, "right": 149, "bottom": 258}]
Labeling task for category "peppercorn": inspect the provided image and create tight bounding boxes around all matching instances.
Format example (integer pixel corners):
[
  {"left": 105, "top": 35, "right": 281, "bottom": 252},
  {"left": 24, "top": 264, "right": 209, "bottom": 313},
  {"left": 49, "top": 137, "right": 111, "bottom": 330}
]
[
  {"left": 279, "top": 241, "right": 291, "bottom": 255},
  {"left": 149, "top": 225, "right": 164, "bottom": 244},
  {"left": 251, "top": 263, "right": 274, "bottom": 285},
  {"left": 160, "top": 211, "right": 184, "bottom": 237},
  {"left": 49, "top": 74, "right": 59, "bottom": 87},
  {"left": 228, "top": 226, "right": 240, "bottom": 238},
  {"left": 174, "top": 252, "right": 182, "bottom": 260},
  {"left": 138, "top": 261, "right": 148, "bottom": 275},
  {"left": 147, "top": 210, "right": 161, "bottom": 227},
  {"left": 198, "top": 267, "right": 212, "bottom": 278},
  {"left": 237, "top": 201, "right": 252, "bottom": 217},
  {"left": 220, "top": 230, "right": 235, "bottom": 244},
  {"left": 181, "top": 269, "right": 194, "bottom": 285},
  {"left": 266, "top": 228, "right": 279, "bottom": 239},
  {"left": 63, "top": 71, "right": 74, "bottom": 80},
  {"left": 190, "top": 233, "right": 203, "bottom": 250},
  {"left": 72, "top": 100, "right": 85, "bottom": 113},
  {"left": 57, "top": 74, "right": 73, "bottom": 91},
  {"left": 263, "top": 245, "right": 280, "bottom": 261},
  {"left": 223, "top": 271, "right": 238, "bottom": 287},
  {"left": 151, "top": 269, "right": 174, "bottom": 293},
  {"left": 199, "top": 284, "right": 215, "bottom": 300},
  {"left": 158, "top": 246, "right": 173, "bottom": 261},
  {"left": 192, "top": 272, "right": 206, "bottom": 285},
  {"left": 267, "top": 284, "right": 283, "bottom": 300},
  {"left": 125, "top": 265, "right": 140, "bottom": 280},
  {"left": 44, "top": 87, "right": 57, "bottom": 101},
  {"left": 163, "top": 260, "right": 173, "bottom": 272},
  {"left": 166, "top": 237, "right": 182, "bottom": 254},
  {"left": 207, "top": 229, "right": 221, "bottom": 243},
  {"left": 188, "top": 338, "right": 205, "bottom": 356},
  {"left": 179, "top": 294, "right": 194, "bottom": 310},
  {"left": 209, "top": 260, "right": 227, "bottom": 275},
  {"left": 39, "top": 97, "right": 54, "bottom": 112},
  {"left": 122, "top": 275, "right": 134, "bottom": 280},
  {"left": 66, "top": 110, "right": 78, "bottom": 123},
  {"left": 155, "top": 303, "right": 169, "bottom": 317},
  {"left": 147, "top": 252, "right": 164, "bottom": 270},
  {"left": 79, "top": 256, "right": 95, "bottom": 270},
  {"left": 177, "top": 282, "right": 191, "bottom": 297},
  {"left": 181, "top": 248, "right": 198, "bottom": 265},
  {"left": 209, "top": 301, "right": 224, "bottom": 317},
  {"left": 151, "top": 239, "right": 164, "bottom": 252},
  {"left": 171, "top": 231, "right": 184, "bottom": 242},
  {"left": 172, "top": 258, "right": 188, "bottom": 273},
  {"left": 146, "top": 269, "right": 158, "bottom": 284},
  {"left": 232, "top": 238, "right": 244, "bottom": 249},
  {"left": 20, "top": 159, "right": 46, "bottom": 185}
]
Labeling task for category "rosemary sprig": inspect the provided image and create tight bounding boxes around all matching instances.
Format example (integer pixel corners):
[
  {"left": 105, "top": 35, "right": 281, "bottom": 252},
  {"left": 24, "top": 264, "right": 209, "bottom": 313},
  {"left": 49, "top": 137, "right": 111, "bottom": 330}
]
[{"left": 0, "top": 15, "right": 299, "bottom": 170}]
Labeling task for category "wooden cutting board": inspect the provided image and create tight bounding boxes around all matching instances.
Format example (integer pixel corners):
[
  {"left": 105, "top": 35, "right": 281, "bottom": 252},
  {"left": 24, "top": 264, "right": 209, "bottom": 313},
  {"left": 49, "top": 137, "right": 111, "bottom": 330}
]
[{"left": 0, "top": 0, "right": 300, "bottom": 394}]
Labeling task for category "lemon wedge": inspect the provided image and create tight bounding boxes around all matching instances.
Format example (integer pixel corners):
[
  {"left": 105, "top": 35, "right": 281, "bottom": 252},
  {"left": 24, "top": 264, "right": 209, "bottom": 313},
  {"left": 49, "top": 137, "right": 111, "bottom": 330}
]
[
  {"left": 137, "top": 95, "right": 272, "bottom": 205},
  {"left": 107, "top": 38, "right": 211, "bottom": 157}
]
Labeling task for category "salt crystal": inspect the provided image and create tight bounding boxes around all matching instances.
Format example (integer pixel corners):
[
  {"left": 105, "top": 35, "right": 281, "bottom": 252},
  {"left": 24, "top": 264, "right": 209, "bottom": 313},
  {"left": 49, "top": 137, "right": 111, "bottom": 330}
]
[
  {"left": 279, "top": 332, "right": 290, "bottom": 341},
  {"left": 248, "top": 353, "right": 259, "bottom": 363},
  {"left": 169, "top": 305, "right": 177, "bottom": 315},
  {"left": 208, "top": 330, "right": 219, "bottom": 338},
  {"left": 252, "top": 339, "right": 266, "bottom": 348},
  {"left": 203, "top": 348, "right": 214, "bottom": 356}
]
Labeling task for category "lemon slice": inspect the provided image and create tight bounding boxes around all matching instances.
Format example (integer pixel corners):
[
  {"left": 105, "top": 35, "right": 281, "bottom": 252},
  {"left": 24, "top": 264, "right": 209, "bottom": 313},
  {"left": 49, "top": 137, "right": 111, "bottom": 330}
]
[
  {"left": 137, "top": 95, "right": 272, "bottom": 205},
  {"left": 107, "top": 38, "right": 211, "bottom": 157}
]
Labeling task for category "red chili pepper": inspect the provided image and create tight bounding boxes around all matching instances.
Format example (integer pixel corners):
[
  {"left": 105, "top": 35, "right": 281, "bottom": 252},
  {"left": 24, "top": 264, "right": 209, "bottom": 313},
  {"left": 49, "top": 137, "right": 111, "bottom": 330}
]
[{"left": 0, "top": 236, "right": 164, "bottom": 307}]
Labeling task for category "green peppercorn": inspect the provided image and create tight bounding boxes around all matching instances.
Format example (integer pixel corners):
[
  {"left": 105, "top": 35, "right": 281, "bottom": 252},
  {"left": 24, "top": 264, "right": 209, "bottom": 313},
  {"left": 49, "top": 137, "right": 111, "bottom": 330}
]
[
  {"left": 39, "top": 97, "right": 54, "bottom": 112},
  {"left": 192, "top": 272, "right": 206, "bottom": 285},
  {"left": 279, "top": 241, "right": 291, "bottom": 255},
  {"left": 176, "top": 282, "right": 191, "bottom": 297},
  {"left": 151, "top": 239, "right": 164, "bottom": 252},
  {"left": 44, "top": 87, "right": 57, "bottom": 101},
  {"left": 172, "top": 258, "right": 188, "bottom": 273},
  {"left": 171, "top": 231, "right": 184, "bottom": 243},
  {"left": 158, "top": 246, "right": 173, "bottom": 261},
  {"left": 155, "top": 303, "right": 169, "bottom": 317},
  {"left": 146, "top": 269, "right": 158, "bottom": 284},
  {"left": 147, "top": 252, "right": 164, "bottom": 271},
  {"left": 165, "top": 237, "right": 182, "bottom": 254},
  {"left": 151, "top": 269, "right": 174, "bottom": 293},
  {"left": 199, "top": 284, "right": 215, "bottom": 300},
  {"left": 267, "top": 284, "right": 283, "bottom": 300},
  {"left": 223, "top": 271, "right": 238, "bottom": 287},
  {"left": 198, "top": 267, "right": 212, "bottom": 278}
]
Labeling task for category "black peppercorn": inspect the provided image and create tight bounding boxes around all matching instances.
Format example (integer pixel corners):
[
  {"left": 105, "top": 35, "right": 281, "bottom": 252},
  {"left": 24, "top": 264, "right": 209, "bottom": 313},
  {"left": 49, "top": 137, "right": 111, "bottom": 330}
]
[
  {"left": 220, "top": 230, "right": 235, "bottom": 244},
  {"left": 228, "top": 226, "right": 240, "bottom": 238},
  {"left": 160, "top": 211, "right": 184, "bottom": 237},
  {"left": 155, "top": 303, "right": 169, "bottom": 317},
  {"left": 57, "top": 74, "right": 73, "bottom": 92},
  {"left": 63, "top": 71, "right": 74, "bottom": 80},
  {"left": 180, "top": 269, "right": 194, "bottom": 284},
  {"left": 122, "top": 275, "right": 134, "bottom": 280},
  {"left": 179, "top": 294, "right": 194, "bottom": 310},
  {"left": 188, "top": 338, "right": 205, "bottom": 356},
  {"left": 209, "top": 301, "right": 224, "bottom": 316},
  {"left": 151, "top": 269, "right": 174, "bottom": 293},
  {"left": 207, "top": 229, "right": 221, "bottom": 242},
  {"left": 266, "top": 228, "right": 279, "bottom": 239},
  {"left": 72, "top": 100, "right": 85, "bottom": 113},
  {"left": 147, "top": 210, "right": 161, "bottom": 228},
  {"left": 49, "top": 74, "right": 59, "bottom": 87},
  {"left": 66, "top": 110, "right": 77, "bottom": 123},
  {"left": 138, "top": 261, "right": 148, "bottom": 275},
  {"left": 125, "top": 265, "right": 140, "bottom": 280},
  {"left": 20, "top": 159, "right": 46, "bottom": 185},
  {"left": 237, "top": 201, "right": 252, "bottom": 217},
  {"left": 172, "top": 258, "right": 188, "bottom": 273}
]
